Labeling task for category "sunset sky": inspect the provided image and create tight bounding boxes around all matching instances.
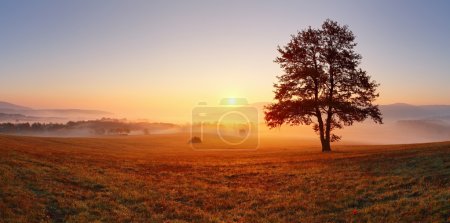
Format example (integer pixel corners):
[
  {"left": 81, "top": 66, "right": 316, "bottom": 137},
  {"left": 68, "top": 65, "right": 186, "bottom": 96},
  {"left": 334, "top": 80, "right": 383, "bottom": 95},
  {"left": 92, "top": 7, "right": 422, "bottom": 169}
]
[{"left": 1, "top": 0, "right": 449, "bottom": 122}]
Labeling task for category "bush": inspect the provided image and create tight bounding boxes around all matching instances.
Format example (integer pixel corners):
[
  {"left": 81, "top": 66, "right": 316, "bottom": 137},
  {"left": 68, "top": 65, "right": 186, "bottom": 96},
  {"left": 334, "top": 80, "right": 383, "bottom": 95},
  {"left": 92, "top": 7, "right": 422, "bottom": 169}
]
[{"left": 189, "top": 136, "right": 202, "bottom": 144}]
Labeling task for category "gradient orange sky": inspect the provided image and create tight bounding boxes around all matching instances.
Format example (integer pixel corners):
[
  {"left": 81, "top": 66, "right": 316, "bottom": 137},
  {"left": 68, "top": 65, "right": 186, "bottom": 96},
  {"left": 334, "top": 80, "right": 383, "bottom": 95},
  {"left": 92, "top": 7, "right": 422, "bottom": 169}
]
[{"left": 1, "top": 1, "right": 449, "bottom": 122}]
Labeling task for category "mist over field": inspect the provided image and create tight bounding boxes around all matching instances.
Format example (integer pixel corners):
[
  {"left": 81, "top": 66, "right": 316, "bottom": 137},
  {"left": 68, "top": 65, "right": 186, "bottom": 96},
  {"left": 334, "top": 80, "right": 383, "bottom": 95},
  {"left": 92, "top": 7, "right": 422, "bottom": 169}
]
[
  {"left": 255, "top": 102, "right": 450, "bottom": 145},
  {"left": 1, "top": 100, "right": 450, "bottom": 146}
]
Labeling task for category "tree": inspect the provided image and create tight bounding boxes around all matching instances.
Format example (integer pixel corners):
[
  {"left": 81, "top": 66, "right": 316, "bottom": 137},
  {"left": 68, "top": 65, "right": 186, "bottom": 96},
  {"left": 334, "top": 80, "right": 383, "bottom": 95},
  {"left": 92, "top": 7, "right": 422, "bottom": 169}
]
[{"left": 265, "top": 19, "right": 382, "bottom": 152}]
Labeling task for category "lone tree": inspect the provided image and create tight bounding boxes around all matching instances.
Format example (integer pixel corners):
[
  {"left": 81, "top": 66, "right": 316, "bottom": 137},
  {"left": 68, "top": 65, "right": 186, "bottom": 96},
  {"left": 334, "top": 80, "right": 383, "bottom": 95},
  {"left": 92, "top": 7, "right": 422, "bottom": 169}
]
[{"left": 265, "top": 19, "right": 382, "bottom": 152}]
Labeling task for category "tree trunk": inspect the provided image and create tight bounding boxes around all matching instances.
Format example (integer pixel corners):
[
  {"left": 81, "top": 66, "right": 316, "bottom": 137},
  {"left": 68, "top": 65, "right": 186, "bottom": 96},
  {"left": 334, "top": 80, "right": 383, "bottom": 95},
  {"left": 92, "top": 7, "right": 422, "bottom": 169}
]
[
  {"left": 323, "top": 68, "right": 334, "bottom": 153},
  {"left": 321, "top": 139, "right": 331, "bottom": 152}
]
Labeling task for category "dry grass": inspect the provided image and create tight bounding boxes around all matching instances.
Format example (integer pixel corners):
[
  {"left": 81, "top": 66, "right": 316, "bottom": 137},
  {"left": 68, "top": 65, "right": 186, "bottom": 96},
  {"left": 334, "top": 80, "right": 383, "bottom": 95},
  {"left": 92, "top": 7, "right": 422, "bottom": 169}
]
[{"left": 0, "top": 134, "right": 449, "bottom": 222}]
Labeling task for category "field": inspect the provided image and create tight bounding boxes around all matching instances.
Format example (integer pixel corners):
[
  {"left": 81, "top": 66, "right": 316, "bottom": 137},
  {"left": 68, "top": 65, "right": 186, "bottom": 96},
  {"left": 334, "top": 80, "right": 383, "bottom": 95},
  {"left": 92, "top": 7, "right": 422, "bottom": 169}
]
[{"left": 0, "top": 134, "right": 449, "bottom": 222}]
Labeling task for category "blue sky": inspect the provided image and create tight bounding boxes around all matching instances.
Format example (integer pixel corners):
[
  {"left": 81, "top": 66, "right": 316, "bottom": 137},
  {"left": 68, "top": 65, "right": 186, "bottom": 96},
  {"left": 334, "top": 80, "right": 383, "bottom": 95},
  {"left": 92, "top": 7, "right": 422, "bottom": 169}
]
[{"left": 0, "top": 0, "right": 449, "bottom": 120}]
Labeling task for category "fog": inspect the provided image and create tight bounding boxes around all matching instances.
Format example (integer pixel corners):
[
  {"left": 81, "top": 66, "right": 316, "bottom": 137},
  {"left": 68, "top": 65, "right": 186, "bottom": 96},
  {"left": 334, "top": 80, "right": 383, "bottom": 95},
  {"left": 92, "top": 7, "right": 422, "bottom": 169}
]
[
  {"left": 260, "top": 121, "right": 450, "bottom": 145},
  {"left": 257, "top": 103, "right": 450, "bottom": 145},
  {"left": 1, "top": 101, "right": 450, "bottom": 145}
]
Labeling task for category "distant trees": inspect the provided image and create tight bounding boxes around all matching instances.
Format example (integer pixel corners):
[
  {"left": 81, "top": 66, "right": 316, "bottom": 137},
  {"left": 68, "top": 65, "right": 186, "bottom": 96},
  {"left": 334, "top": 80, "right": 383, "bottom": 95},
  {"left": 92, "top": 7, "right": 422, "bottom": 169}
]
[
  {"left": 107, "top": 127, "right": 131, "bottom": 135},
  {"left": 0, "top": 121, "right": 130, "bottom": 135},
  {"left": 94, "top": 128, "right": 106, "bottom": 135},
  {"left": 189, "top": 136, "right": 202, "bottom": 144},
  {"left": 31, "top": 122, "right": 43, "bottom": 131},
  {"left": 265, "top": 19, "right": 382, "bottom": 152},
  {"left": 0, "top": 119, "right": 175, "bottom": 136},
  {"left": 0, "top": 122, "right": 64, "bottom": 133}
]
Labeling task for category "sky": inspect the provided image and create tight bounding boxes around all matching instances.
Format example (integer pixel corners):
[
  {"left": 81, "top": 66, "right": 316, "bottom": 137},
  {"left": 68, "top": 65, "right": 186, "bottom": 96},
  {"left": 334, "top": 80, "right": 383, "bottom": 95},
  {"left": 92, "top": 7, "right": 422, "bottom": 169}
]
[{"left": 1, "top": 0, "right": 449, "bottom": 122}]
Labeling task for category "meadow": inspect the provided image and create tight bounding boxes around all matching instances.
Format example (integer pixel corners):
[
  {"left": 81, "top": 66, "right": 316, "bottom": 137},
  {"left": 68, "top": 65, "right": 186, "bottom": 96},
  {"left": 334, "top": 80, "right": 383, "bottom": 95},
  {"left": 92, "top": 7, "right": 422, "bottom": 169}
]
[{"left": 0, "top": 134, "right": 449, "bottom": 222}]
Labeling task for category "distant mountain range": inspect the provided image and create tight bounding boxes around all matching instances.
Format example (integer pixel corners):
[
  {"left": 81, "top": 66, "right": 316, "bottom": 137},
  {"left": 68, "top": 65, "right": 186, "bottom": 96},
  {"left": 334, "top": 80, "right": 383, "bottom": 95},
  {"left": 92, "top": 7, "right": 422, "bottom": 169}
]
[
  {"left": 0, "top": 101, "right": 32, "bottom": 111},
  {"left": 0, "top": 101, "right": 113, "bottom": 122},
  {"left": 251, "top": 102, "right": 450, "bottom": 121},
  {"left": 380, "top": 103, "right": 450, "bottom": 120}
]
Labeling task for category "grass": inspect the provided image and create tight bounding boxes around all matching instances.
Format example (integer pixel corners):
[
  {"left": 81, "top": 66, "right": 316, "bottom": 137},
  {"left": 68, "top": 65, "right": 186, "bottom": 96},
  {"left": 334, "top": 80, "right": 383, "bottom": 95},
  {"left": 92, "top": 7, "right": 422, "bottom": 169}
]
[{"left": 0, "top": 134, "right": 449, "bottom": 222}]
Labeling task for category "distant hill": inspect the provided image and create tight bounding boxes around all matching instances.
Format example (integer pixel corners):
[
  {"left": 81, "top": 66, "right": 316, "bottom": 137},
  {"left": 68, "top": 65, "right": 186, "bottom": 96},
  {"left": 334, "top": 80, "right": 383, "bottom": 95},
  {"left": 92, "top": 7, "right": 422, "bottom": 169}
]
[
  {"left": 380, "top": 103, "right": 450, "bottom": 120},
  {"left": 0, "top": 101, "right": 31, "bottom": 111},
  {"left": 0, "top": 113, "right": 65, "bottom": 123},
  {"left": 252, "top": 102, "right": 450, "bottom": 121},
  {"left": 24, "top": 109, "right": 112, "bottom": 117},
  {"left": 397, "top": 119, "right": 450, "bottom": 134},
  {"left": 0, "top": 101, "right": 113, "bottom": 122}
]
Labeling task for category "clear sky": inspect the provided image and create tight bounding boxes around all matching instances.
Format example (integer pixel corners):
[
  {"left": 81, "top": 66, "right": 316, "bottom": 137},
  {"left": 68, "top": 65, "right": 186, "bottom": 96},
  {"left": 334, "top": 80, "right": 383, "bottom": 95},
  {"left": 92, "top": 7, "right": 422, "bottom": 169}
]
[{"left": 1, "top": 0, "right": 449, "bottom": 121}]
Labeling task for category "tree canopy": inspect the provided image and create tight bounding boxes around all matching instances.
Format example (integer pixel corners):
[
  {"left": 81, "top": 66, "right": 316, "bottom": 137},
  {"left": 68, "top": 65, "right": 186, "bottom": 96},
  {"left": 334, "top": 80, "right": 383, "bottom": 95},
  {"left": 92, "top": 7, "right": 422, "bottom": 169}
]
[{"left": 265, "top": 19, "right": 382, "bottom": 152}]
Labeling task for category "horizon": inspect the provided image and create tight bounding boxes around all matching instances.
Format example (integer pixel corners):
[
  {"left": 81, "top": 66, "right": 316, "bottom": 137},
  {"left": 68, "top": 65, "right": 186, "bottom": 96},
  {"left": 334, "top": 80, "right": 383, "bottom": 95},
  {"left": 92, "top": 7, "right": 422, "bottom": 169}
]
[{"left": 3, "top": 100, "right": 450, "bottom": 123}]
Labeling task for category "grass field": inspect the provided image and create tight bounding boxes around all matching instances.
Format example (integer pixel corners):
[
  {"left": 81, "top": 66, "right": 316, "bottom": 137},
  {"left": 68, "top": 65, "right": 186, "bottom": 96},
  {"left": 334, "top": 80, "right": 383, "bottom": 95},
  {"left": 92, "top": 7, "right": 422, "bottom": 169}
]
[{"left": 0, "top": 134, "right": 449, "bottom": 222}]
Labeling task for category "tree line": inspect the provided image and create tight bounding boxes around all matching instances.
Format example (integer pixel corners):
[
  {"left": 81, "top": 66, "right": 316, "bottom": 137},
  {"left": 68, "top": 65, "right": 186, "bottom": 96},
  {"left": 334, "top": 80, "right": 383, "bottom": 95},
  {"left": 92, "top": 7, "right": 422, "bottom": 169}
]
[
  {"left": 0, "top": 121, "right": 131, "bottom": 135},
  {"left": 0, "top": 118, "right": 177, "bottom": 136}
]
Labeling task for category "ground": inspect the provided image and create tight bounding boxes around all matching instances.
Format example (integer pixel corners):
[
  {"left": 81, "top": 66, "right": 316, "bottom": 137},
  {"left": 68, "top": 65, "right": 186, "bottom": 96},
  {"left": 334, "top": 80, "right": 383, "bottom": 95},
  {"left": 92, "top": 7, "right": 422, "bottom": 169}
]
[{"left": 0, "top": 134, "right": 449, "bottom": 222}]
